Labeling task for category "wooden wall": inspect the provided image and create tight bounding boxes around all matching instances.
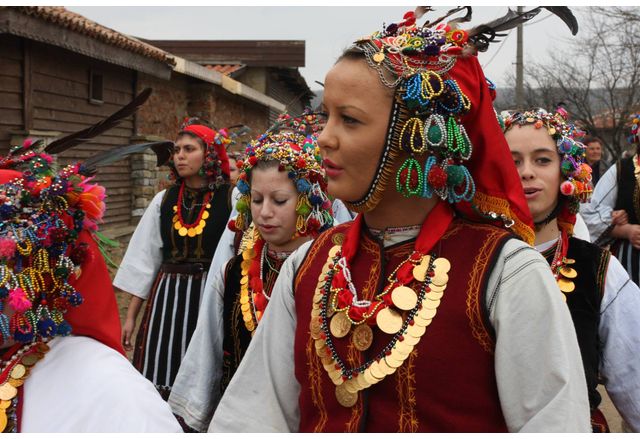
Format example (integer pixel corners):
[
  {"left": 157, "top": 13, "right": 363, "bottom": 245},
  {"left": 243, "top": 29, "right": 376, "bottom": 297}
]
[{"left": 0, "top": 34, "right": 24, "bottom": 152}]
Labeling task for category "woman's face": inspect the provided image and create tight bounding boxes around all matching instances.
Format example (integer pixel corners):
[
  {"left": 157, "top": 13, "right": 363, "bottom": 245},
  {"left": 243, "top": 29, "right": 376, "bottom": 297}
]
[
  {"left": 505, "top": 124, "right": 562, "bottom": 223},
  {"left": 317, "top": 57, "right": 393, "bottom": 202},
  {"left": 228, "top": 159, "right": 240, "bottom": 184},
  {"left": 173, "top": 134, "right": 205, "bottom": 179},
  {"left": 250, "top": 166, "right": 300, "bottom": 252}
]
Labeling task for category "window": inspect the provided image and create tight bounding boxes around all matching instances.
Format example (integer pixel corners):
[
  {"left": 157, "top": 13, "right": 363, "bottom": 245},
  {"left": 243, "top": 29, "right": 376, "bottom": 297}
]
[{"left": 89, "top": 70, "right": 104, "bottom": 104}]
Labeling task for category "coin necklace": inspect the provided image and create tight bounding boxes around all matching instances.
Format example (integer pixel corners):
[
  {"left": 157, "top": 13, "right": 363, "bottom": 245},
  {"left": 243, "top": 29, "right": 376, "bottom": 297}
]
[
  {"left": 239, "top": 235, "right": 269, "bottom": 335},
  {"left": 0, "top": 341, "right": 49, "bottom": 432},
  {"left": 548, "top": 230, "right": 577, "bottom": 300},
  {"left": 310, "top": 201, "right": 454, "bottom": 407},
  {"left": 172, "top": 182, "right": 212, "bottom": 238}
]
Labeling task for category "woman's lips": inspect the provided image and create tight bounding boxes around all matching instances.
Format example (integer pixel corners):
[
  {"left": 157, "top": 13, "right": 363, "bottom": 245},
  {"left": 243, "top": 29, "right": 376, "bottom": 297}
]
[
  {"left": 323, "top": 159, "right": 343, "bottom": 179},
  {"left": 258, "top": 224, "right": 277, "bottom": 233},
  {"left": 524, "top": 187, "right": 542, "bottom": 199}
]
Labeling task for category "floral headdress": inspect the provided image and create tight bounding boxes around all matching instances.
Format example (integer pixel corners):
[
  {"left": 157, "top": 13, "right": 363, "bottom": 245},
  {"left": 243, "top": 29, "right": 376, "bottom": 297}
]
[
  {"left": 503, "top": 107, "right": 591, "bottom": 235},
  {"left": 168, "top": 117, "right": 233, "bottom": 189},
  {"left": 339, "top": 7, "right": 581, "bottom": 244},
  {"left": 273, "top": 109, "right": 324, "bottom": 136},
  {"left": 232, "top": 131, "right": 333, "bottom": 238},
  {"left": 0, "top": 139, "right": 106, "bottom": 345},
  {"left": 629, "top": 113, "right": 640, "bottom": 145}
]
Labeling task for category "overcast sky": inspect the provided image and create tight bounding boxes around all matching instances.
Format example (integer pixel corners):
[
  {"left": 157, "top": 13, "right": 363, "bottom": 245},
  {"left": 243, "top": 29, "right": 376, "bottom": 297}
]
[{"left": 68, "top": 6, "right": 591, "bottom": 91}]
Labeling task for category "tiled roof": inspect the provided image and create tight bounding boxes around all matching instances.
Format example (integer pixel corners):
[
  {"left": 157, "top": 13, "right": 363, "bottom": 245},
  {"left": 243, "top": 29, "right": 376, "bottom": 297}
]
[
  {"left": 13, "top": 6, "right": 175, "bottom": 66},
  {"left": 205, "top": 64, "right": 245, "bottom": 76}
]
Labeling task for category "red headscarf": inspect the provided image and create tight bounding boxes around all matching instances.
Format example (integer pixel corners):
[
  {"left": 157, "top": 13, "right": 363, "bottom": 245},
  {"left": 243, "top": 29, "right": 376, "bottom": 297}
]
[{"left": 182, "top": 124, "right": 231, "bottom": 179}]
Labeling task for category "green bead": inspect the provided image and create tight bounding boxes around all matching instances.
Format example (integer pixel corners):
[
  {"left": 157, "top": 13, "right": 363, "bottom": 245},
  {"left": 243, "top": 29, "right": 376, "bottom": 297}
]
[
  {"left": 427, "top": 125, "right": 442, "bottom": 144},
  {"left": 447, "top": 165, "right": 465, "bottom": 186}
]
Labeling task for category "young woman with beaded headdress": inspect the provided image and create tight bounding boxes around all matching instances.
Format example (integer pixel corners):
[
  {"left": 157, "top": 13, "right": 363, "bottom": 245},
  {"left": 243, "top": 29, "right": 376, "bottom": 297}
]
[
  {"left": 208, "top": 8, "right": 590, "bottom": 433},
  {"left": 114, "top": 118, "right": 235, "bottom": 399},
  {"left": 504, "top": 108, "right": 640, "bottom": 432},
  {"left": 168, "top": 129, "right": 334, "bottom": 431}
]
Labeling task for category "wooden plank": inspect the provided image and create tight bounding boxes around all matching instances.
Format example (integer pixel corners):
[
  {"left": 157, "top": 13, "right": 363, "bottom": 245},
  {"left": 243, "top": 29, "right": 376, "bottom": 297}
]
[
  {"left": 0, "top": 109, "right": 22, "bottom": 125},
  {"left": 32, "top": 108, "right": 133, "bottom": 133},
  {"left": 0, "top": 92, "right": 22, "bottom": 110},
  {"left": 0, "top": 35, "right": 23, "bottom": 61},
  {"left": 32, "top": 72, "right": 133, "bottom": 104},
  {"left": 0, "top": 59, "right": 21, "bottom": 77},
  {"left": 32, "top": 92, "right": 137, "bottom": 122},
  {"left": 0, "top": 76, "right": 22, "bottom": 93},
  {"left": 22, "top": 39, "right": 32, "bottom": 131}
]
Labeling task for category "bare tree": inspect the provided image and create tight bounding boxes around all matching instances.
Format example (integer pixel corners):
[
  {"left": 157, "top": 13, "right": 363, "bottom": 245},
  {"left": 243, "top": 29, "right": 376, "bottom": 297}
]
[{"left": 517, "top": 8, "right": 640, "bottom": 160}]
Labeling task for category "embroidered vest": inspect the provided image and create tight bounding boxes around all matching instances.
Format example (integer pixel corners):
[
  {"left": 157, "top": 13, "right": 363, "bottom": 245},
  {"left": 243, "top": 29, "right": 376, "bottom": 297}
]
[
  {"left": 293, "top": 219, "right": 513, "bottom": 432},
  {"left": 159, "top": 184, "right": 231, "bottom": 263},
  {"left": 543, "top": 237, "right": 608, "bottom": 412},
  {"left": 615, "top": 157, "right": 640, "bottom": 224}
]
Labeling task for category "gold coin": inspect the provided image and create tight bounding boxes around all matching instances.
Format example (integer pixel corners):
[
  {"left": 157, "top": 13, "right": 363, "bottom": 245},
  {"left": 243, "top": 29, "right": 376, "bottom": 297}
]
[
  {"left": 202, "top": 211, "right": 210, "bottom": 220},
  {"left": 377, "top": 358, "right": 396, "bottom": 376},
  {"left": 403, "top": 333, "right": 421, "bottom": 346},
  {"left": 433, "top": 257, "right": 451, "bottom": 273},
  {"left": 37, "top": 343, "right": 49, "bottom": 352},
  {"left": 199, "top": 219, "right": 206, "bottom": 228},
  {"left": 326, "top": 304, "right": 336, "bottom": 318},
  {"left": 561, "top": 293, "right": 567, "bottom": 302},
  {"left": 429, "top": 283, "right": 446, "bottom": 293},
  {"left": 242, "top": 312, "right": 253, "bottom": 323},
  {"left": 376, "top": 307, "right": 403, "bottom": 334},
  {"left": 351, "top": 324, "right": 373, "bottom": 351},
  {"left": 187, "top": 228, "right": 197, "bottom": 238},
  {"left": 558, "top": 278, "right": 575, "bottom": 293},
  {"left": 0, "top": 384, "right": 16, "bottom": 401},
  {"left": 559, "top": 267, "right": 577, "bottom": 279},
  {"left": 343, "top": 377, "right": 360, "bottom": 393},
  {"left": 369, "top": 361, "right": 386, "bottom": 380},
  {"left": 195, "top": 226, "right": 204, "bottom": 235},
  {"left": 394, "top": 341, "right": 413, "bottom": 355},
  {"left": 241, "top": 260, "right": 252, "bottom": 270},
  {"left": 412, "top": 263, "right": 429, "bottom": 282},
  {"left": 332, "top": 233, "right": 345, "bottom": 245},
  {"left": 241, "top": 303, "right": 251, "bottom": 312},
  {"left": 431, "top": 273, "right": 449, "bottom": 287},
  {"left": 419, "top": 306, "right": 437, "bottom": 319},
  {"left": 391, "top": 286, "right": 418, "bottom": 311},
  {"left": 384, "top": 354, "right": 404, "bottom": 368},
  {"left": 330, "top": 312, "right": 352, "bottom": 338},
  {"left": 240, "top": 294, "right": 249, "bottom": 304},
  {"left": 564, "top": 258, "right": 576, "bottom": 264},
  {"left": 311, "top": 307, "right": 322, "bottom": 318},
  {"left": 335, "top": 384, "right": 358, "bottom": 407},
  {"left": 373, "top": 52, "right": 385, "bottom": 63},
  {"left": 173, "top": 221, "right": 181, "bottom": 230},
  {"left": 246, "top": 321, "right": 255, "bottom": 332},
  {"left": 206, "top": 203, "right": 211, "bottom": 209},
  {"left": 422, "top": 298, "right": 440, "bottom": 310},
  {"left": 313, "top": 293, "right": 323, "bottom": 304},
  {"left": 328, "top": 245, "right": 341, "bottom": 259},
  {"left": 310, "top": 318, "right": 322, "bottom": 340},
  {"left": 178, "top": 227, "right": 188, "bottom": 237},
  {"left": 21, "top": 354, "right": 39, "bottom": 366},
  {"left": 425, "top": 290, "right": 444, "bottom": 301},
  {"left": 0, "top": 400, "right": 10, "bottom": 409},
  {"left": 10, "top": 364, "right": 26, "bottom": 380},
  {"left": 329, "top": 370, "right": 344, "bottom": 386},
  {"left": 7, "top": 378, "right": 22, "bottom": 387},
  {"left": 414, "top": 314, "right": 433, "bottom": 328},
  {"left": 548, "top": 127, "right": 556, "bottom": 136},
  {"left": 314, "top": 338, "right": 327, "bottom": 351},
  {"left": 391, "top": 348, "right": 410, "bottom": 361},
  {"left": 0, "top": 410, "right": 6, "bottom": 433},
  {"left": 363, "top": 368, "right": 381, "bottom": 385},
  {"left": 172, "top": 215, "right": 178, "bottom": 223},
  {"left": 240, "top": 276, "right": 249, "bottom": 285},
  {"left": 356, "top": 372, "right": 372, "bottom": 390},
  {"left": 172, "top": 205, "right": 178, "bottom": 213},
  {"left": 406, "top": 323, "right": 426, "bottom": 338},
  {"left": 320, "top": 353, "right": 333, "bottom": 364}
]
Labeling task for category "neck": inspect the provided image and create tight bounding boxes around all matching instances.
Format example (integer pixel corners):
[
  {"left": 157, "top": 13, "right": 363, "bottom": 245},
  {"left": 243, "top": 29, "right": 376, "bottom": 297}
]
[
  {"left": 267, "top": 235, "right": 312, "bottom": 254},
  {"left": 184, "top": 175, "right": 206, "bottom": 189},
  {"left": 534, "top": 218, "right": 560, "bottom": 246},
  {"left": 362, "top": 184, "right": 438, "bottom": 230}
]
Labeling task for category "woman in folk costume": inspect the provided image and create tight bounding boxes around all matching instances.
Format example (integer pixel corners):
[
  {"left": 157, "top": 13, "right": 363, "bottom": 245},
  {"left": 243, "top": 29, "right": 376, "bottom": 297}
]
[
  {"left": 504, "top": 108, "right": 640, "bottom": 432},
  {"left": 114, "top": 118, "right": 233, "bottom": 399},
  {"left": 0, "top": 134, "right": 181, "bottom": 432},
  {"left": 210, "top": 7, "right": 590, "bottom": 433},
  {"left": 169, "top": 130, "right": 334, "bottom": 431},
  {"left": 581, "top": 114, "right": 640, "bottom": 284}
]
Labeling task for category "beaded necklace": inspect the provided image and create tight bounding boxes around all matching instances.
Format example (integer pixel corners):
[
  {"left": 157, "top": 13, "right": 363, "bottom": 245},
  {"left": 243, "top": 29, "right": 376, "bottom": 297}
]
[
  {"left": 311, "top": 201, "right": 454, "bottom": 407},
  {"left": 171, "top": 182, "right": 212, "bottom": 238}
]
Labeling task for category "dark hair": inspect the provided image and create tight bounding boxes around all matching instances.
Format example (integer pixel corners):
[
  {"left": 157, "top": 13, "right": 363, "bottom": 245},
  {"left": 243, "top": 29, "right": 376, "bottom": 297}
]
[
  {"left": 582, "top": 135, "right": 601, "bottom": 146},
  {"left": 176, "top": 131, "right": 206, "bottom": 150}
]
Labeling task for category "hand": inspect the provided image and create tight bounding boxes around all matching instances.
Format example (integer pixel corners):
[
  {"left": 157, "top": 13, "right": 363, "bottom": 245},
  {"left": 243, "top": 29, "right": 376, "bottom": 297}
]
[
  {"left": 612, "top": 210, "right": 629, "bottom": 226},
  {"left": 626, "top": 224, "right": 640, "bottom": 250},
  {"left": 122, "top": 317, "right": 136, "bottom": 352}
]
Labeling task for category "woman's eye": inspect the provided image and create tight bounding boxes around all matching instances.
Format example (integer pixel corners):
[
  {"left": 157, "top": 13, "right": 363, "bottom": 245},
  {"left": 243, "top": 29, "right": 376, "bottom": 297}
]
[
  {"left": 274, "top": 199, "right": 288, "bottom": 205},
  {"left": 536, "top": 157, "right": 552, "bottom": 164},
  {"left": 342, "top": 115, "right": 359, "bottom": 125},
  {"left": 513, "top": 159, "right": 521, "bottom": 166},
  {"left": 252, "top": 198, "right": 263, "bottom": 205}
]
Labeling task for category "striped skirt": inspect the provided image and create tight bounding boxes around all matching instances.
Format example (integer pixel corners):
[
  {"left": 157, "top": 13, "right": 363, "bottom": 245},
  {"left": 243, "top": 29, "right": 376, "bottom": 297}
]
[
  {"left": 133, "top": 263, "right": 207, "bottom": 399},
  {"left": 612, "top": 240, "right": 640, "bottom": 286}
]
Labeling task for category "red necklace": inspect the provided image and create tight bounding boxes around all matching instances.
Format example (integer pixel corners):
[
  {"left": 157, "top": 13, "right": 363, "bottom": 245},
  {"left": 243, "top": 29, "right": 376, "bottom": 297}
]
[{"left": 172, "top": 182, "right": 212, "bottom": 238}]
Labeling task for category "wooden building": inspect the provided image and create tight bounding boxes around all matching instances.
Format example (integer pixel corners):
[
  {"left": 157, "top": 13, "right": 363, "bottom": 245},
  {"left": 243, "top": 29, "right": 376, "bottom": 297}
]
[{"left": 0, "top": 7, "right": 310, "bottom": 240}]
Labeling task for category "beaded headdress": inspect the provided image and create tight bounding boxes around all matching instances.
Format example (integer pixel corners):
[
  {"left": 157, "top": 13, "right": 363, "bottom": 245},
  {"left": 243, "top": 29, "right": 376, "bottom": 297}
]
[
  {"left": 273, "top": 109, "right": 324, "bottom": 136},
  {"left": 0, "top": 138, "right": 107, "bottom": 345},
  {"left": 168, "top": 118, "right": 234, "bottom": 189},
  {"left": 503, "top": 108, "right": 592, "bottom": 235},
  {"left": 629, "top": 113, "right": 640, "bottom": 145},
  {"left": 338, "top": 7, "right": 582, "bottom": 244},
  {"left": 232, "top": 131, "right": 333, "bottom": 238}
]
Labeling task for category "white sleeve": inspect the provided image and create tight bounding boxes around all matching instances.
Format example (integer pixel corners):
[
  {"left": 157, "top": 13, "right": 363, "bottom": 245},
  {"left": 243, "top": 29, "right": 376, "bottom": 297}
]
[
  {"left": 599, "top": 255, "right": 640, "bottom": 431},
  {"left": 113, "top": 190, "right": 165, "bottom": 299},
  {"left": 486, "top": 239, "right": 591, "bottom": 432},
  {"left": 331, "top": 199, "right": 354, "bottom": 225},
  {"left": 573, "top": 213, "right": 591, "bottom": 242},
  {"left": 169, "top": 262, "right": 228, "bottom": 431},
  {"left": 580, "top": 163, "right": 617, "bottom": 242},
  {"left": 22, "top": 336, "right": 182, "bottom": 433},
  {"left": 207, "top": 223, "right": 237, "bottom": 287},
  {"left": 209, "top": 241, "right": 312, "bottom": 433}
]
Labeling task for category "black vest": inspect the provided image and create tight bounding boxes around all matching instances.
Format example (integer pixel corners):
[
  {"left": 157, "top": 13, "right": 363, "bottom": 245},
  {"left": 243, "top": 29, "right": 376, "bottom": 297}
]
[
  {"left": 615, "top": 157, "right": 640, "bottom": 224},
  {"left": 543, "top": 237, "right": 610, "bottom": 411},
  {"left": 159, "top": 184, "right": 231, "bottom": 263}
]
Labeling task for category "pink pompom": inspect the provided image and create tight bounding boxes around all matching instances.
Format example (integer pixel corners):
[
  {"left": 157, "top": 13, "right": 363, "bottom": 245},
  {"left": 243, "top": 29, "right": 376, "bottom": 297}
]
[
  {"left": 8, "top": 288, "right": 31, "bottom": 313},
  {"left": 0, "top": 238, "right": 16, "bottom": 259},
  {"left": 560, "top": 181, "right": 575, "bottom": 196}
]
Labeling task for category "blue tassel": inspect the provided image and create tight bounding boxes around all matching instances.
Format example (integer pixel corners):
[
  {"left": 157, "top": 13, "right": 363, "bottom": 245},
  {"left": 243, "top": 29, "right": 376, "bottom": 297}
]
[{"left": 296, "top": 179, "right": 312, "bottom": 193}]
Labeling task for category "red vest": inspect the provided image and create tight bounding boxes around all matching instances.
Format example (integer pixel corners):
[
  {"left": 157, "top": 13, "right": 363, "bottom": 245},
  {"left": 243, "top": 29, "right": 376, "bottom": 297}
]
[{"left": 294, "top": 219, "right": 512, "bottom": 432}]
